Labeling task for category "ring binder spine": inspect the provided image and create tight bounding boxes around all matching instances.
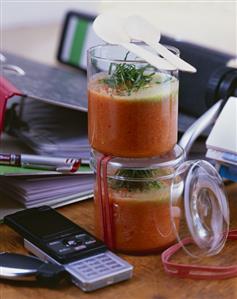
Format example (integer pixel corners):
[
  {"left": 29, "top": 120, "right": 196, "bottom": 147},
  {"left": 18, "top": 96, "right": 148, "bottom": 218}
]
[{"left": 0, "top": 76, "right": 22, "bottom": 134}]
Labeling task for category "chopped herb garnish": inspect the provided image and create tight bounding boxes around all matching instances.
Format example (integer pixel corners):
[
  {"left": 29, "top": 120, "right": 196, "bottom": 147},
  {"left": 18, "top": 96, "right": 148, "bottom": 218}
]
[
  {"left": 102, "top": 63, "right": 156, "bottom": 95},
  {"left": 108, "top": 169, "right": 163, "bottom": 192}
]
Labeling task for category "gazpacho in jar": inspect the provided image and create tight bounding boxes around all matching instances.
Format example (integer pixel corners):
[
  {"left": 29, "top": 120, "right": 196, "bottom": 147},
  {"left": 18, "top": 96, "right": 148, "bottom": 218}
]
[
  {"left": 91, "top": 146, "right": 184, "bottom": 254},
  {"left": 88, "top": 45, "right": 179, "bottom": 158}
]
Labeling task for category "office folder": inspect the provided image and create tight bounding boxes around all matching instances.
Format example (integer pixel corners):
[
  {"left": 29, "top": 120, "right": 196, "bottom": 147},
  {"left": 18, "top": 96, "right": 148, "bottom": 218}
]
[
  {"left": 0, "top": 51, "right": 91, "bottom": 159},
  {"left": 0, "top": 51, "right": 87, "bottom": 136},
  {"left": 7, "top": 98, "right": 90, "bottom": 160}
]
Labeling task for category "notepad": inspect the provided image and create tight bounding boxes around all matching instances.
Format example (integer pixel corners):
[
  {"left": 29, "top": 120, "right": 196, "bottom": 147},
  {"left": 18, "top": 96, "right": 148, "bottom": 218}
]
[
  {"left": 0, "top": 174, "right": 94, "bottom": 208},
  {"left": 206, "top": 148, "right": 237, "bottom": 167},
  {"left": 206, "top": 97, "right": 237, "bottom": 154},
  {"left": 0, "top": 163, "right": 94, "bottom": 221}
]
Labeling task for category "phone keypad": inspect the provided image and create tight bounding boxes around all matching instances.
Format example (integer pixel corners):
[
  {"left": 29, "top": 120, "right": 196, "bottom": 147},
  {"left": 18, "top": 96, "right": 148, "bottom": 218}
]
[
  {"left": 47, "top": 233, "right": 96, "bottom": 256},
  {"left": 67, "top": 252, "right": 128, "bottom": 280}
]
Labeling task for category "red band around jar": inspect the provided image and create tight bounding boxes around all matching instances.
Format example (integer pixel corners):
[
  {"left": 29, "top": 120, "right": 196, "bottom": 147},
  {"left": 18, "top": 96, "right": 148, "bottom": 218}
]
[{"left": 97, "top": 154, "right": 114, "bottom": 250}]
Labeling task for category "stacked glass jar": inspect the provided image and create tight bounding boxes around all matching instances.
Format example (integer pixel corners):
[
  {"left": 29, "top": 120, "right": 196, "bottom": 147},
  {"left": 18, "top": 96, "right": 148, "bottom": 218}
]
[{"left": 87, "top": 44, "right": 229, "bottom": 257}]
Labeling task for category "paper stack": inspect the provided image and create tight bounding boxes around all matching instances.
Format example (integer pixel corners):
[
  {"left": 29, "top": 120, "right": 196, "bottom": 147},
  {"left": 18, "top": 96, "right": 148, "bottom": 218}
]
[
  {"left": 0, "top": 174, "right": 94, "bottom": 209},
  {"left": 206, "top": 97, "right": 237, "bottom": 181},
  {"left": 0, "top": 164, "right": 94, "bottom": 221}
]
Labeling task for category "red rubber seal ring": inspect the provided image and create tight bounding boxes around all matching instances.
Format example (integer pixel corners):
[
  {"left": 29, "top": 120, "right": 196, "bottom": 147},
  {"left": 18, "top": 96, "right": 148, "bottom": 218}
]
[{"left": 161, "top": 229, "right": 237, "bottom": 280}]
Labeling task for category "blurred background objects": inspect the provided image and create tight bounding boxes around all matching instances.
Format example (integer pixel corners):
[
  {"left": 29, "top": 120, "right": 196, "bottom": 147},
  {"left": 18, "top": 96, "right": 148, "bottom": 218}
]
[{"left": 1, "top": 0, "right": 236, "bottom": 65}]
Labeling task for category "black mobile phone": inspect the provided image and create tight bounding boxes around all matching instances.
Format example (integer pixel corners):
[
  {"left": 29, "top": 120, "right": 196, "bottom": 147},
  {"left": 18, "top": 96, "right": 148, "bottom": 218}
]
[{"left": 4, "top": 206, "right": 133, "bottom": 292}]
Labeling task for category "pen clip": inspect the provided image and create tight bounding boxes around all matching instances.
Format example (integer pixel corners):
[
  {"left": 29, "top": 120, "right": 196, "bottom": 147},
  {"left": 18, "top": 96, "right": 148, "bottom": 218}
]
[{"left": 56, "top": 160, "right": 81, "bottom": 173}]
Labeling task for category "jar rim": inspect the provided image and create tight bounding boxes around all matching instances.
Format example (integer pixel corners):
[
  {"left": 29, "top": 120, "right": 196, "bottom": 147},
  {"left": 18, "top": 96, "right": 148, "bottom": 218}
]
[{"left": 90, "top": 145, "right": 185, "bottom": 181}]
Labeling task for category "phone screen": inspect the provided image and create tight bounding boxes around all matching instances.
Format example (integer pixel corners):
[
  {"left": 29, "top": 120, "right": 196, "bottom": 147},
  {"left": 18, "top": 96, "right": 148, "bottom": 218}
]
[{"left": 11, "top": 208, "right": 78, "bottom": 238}]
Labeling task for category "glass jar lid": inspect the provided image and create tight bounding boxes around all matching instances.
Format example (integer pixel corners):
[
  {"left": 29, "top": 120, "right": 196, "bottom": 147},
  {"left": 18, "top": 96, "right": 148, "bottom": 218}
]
[{"left": 170, "top": 160, "right": 229, "bottom": 258}]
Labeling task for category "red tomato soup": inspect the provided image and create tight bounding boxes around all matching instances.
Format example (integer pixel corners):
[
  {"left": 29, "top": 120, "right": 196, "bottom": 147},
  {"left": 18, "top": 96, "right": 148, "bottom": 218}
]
[
  {"left": 88, "top": 72, "right": 178, "bottom": 158},
  {"left": 94, "top": 180, "right": 181, "bottom": 254}
]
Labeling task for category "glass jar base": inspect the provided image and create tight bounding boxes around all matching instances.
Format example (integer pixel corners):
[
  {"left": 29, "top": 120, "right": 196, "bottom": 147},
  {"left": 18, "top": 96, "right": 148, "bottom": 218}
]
[{"left": 113, "top": 240, "right": 177, "bottom": 256}]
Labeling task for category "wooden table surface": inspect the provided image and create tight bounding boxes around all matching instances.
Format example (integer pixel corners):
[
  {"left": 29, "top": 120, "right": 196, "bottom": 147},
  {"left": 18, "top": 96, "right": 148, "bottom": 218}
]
[{"left": 1, "top": 183, "right": 237, "bottom": 299}]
